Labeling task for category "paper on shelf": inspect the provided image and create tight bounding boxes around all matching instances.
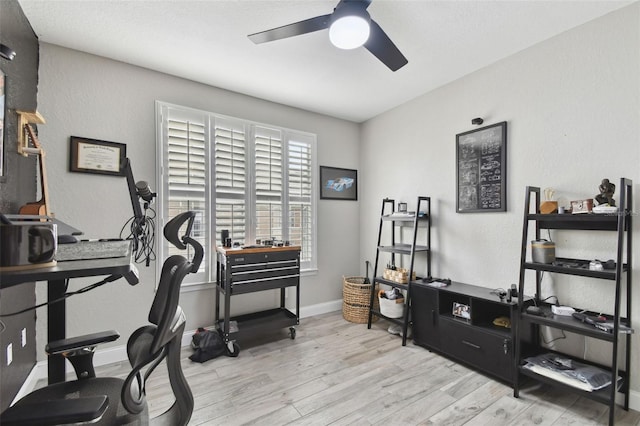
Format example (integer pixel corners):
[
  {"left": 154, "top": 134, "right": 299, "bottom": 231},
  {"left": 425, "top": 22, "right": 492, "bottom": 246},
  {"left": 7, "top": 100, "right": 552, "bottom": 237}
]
[{"left": 523, "top": 353, "right": 620, "bottom": 392}]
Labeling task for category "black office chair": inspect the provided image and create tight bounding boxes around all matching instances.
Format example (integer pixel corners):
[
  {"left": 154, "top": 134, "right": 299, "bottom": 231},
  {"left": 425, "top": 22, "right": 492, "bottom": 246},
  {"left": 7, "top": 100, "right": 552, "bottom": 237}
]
[{"left": 1, "top": 211, "right": 203, "bottom": 426}]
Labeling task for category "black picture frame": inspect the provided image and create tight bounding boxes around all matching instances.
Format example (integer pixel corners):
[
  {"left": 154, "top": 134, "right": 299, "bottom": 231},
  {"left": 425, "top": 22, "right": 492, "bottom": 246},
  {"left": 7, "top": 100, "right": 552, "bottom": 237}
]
[
  {"left": 69, "top": 136, "right": 126, "bottom": 176},
  {"left": 456, "top": 121, "right": 507, "bottom": 213},
  {"left": 319, "top": 166, "right": 358, "bottom": 201},
  {"left": 452, "top": 302, "right": 471, "bottom": 320}
]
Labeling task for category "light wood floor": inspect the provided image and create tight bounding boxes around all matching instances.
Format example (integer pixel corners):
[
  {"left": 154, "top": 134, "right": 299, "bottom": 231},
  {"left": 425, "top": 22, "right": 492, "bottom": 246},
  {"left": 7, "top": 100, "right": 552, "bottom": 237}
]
[{"left": 80, "top": 311, "right": 640, "bottom": 424}]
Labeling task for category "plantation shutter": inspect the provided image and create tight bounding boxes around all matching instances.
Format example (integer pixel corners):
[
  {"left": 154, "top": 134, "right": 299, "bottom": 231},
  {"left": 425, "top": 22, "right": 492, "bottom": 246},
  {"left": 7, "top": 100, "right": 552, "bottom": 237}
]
[
  {"left": 158, "top": 102, "right": 318, "bottom": 284},
  {"left": 287, "top": 136, "right": 313, "bottom": 263},
  {"left": 214, "top": 117, "right": 246, "bottom": 245},
  {"left": 254, "top": 126, "right": 283, "bottom": 242},
  {"left": 165, "top": 113, "right": 207, "bottom": 272}
]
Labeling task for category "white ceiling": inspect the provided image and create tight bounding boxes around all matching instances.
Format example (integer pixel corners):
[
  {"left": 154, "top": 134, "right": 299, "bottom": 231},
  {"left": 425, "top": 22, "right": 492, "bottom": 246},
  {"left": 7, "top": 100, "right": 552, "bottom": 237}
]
[{"left": 17, "top": 0, "right": 633, "bottom": 123}]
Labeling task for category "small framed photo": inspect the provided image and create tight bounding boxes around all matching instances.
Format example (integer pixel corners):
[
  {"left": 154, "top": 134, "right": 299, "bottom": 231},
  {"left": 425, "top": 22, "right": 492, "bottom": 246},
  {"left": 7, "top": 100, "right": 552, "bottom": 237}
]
[
  {"left": 70, "top": 136, "right": 126, "bottom": 176},
  {"left": 320, "top": 166, "right": 357, "bottom": 201},
  {"left": 452, "top": 302, "right": 471, "bottom": 320}
]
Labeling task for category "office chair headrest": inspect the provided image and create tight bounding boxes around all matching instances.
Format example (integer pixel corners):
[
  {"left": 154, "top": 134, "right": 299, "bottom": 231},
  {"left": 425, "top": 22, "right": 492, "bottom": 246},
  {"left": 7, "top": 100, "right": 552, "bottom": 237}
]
[
  {"left": 164, "top": 211, "right": 195, "bottom": 249},
  {"left": 163, "top": 211, "right": 203, "bottom": 272}
]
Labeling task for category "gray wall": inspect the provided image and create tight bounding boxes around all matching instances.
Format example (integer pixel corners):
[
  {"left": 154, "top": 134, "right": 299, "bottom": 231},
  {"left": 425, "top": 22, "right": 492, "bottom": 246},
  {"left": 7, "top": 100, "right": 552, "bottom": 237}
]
[
  {"left": 0, "top": 0, "right": 39, "bottom": 411},
  {"left": 360, "top": 3, "right": 640, "bottom": 403},
  {"left": 34, "top": 44, "right": 361, "bottom": 360}
]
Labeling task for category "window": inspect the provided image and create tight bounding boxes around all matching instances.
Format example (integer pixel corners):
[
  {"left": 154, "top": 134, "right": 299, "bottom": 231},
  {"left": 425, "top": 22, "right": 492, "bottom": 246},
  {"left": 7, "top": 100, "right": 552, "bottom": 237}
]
[
  {"left": 156, "top": 102, "right": 317, "bottom": 286},
  {"left": 163, "top": 107, "right": 208, "bottom": 284},
  {"left": 254, "top": 126, "right": 283, "bottom": 244},
  {"left": 214, "top": 117, "right": 247, "bottom": 251}
]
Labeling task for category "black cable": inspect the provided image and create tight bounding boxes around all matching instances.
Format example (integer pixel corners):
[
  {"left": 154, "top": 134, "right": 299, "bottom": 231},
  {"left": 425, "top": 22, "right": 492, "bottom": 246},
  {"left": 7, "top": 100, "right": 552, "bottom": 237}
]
[
  {"left": 136, "top": 206, "right": 156, "bottom": 267},
  {"left": 0, "top": 276, "right": 120, "bottom": 317},
  {"left": 540, "top": 328, "right": 567, "bottom": 345},
  {"left": 120, "top": 206, "right": 156, "bottom": 267},
  {"left": 542, "top": 295, "right": 560, "bottom": 305}
]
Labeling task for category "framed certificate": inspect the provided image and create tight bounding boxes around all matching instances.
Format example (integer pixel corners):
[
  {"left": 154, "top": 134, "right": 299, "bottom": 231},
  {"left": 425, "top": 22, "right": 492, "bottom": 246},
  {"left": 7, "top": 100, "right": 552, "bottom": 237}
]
[{"left": 70, "top": 136, "right": 126, "bottom": 176}]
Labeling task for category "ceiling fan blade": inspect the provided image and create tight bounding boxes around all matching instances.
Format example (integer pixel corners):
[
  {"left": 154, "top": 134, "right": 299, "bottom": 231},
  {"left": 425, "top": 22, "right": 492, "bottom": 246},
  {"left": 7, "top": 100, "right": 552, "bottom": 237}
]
[
  {"left": 364, "top": 19, "right": 408, "bottom": 71},
  {"left": 341, "top": 0, "right": 372, "bottom": 9},
  {"left": 248, "top": 14, "right": 332, "bottom": 44}
]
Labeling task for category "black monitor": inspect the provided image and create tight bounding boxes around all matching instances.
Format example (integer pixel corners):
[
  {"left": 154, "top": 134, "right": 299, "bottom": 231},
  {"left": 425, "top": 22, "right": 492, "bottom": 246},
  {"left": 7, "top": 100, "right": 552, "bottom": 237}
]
[{"left": 122, "top": 157, "right": 144, "bottom": 224}]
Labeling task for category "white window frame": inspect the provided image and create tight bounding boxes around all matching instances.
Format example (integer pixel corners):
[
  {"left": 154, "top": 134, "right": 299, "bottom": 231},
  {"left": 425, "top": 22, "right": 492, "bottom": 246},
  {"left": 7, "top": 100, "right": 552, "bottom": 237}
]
[{"left": 156, "top": 101, "right": 318, "bottom": 288}]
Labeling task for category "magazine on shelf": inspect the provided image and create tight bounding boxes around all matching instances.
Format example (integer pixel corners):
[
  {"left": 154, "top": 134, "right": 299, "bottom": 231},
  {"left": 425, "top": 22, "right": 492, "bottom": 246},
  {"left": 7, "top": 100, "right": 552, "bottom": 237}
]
[
  {"left": 523, "top": 353, "right": 620, "bottom": 392},
  {"left": 386, "top": 212, "right": 414, "bottom": 218},
  {"left": 594, "top": 321, "right": 634, "bottom": 334}
]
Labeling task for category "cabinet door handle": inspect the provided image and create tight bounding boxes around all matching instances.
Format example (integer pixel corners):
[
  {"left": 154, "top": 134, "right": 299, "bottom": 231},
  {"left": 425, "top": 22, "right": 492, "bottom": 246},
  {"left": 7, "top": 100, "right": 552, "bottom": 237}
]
[
  {"left": 462, "top": 340, "right": 481, "bottom": 350},
  {"left": 503, "top": 339, "right": 509, "bottom": 355},
  {"left": 431, "top": 309, "right": 437, "bottom": 325}
]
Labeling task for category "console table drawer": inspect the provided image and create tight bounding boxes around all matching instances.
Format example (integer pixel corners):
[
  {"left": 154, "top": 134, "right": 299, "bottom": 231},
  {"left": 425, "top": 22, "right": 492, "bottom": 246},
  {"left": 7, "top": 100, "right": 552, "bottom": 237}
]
[{"left": 439, "top": 318, "right": 513, "bottom": 382}]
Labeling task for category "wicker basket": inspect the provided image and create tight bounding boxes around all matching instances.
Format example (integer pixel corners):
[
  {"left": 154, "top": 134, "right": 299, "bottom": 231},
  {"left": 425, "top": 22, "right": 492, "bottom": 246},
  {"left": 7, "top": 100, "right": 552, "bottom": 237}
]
[
  {"left": 342, "top": 276, "right": 378, "bottom": 323},
  {"left": 383, "top": 268, "right": 416, "bottom": 284}
]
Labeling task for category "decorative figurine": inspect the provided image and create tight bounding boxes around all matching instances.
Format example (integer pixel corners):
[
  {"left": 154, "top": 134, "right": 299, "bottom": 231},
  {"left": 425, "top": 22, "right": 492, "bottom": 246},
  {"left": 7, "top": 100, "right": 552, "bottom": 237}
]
[{"left": 595, "top": 178, "right": 616, "bottom": 207}]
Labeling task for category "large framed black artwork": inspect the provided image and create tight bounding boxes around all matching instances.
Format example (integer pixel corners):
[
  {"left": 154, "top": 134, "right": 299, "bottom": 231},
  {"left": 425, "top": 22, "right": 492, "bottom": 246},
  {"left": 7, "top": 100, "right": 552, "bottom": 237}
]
[
  {"left": 320, "top": 166, "right": 357, "bottom": 201},
  {"left": 456, "top": 121, "right": 507, "bottom": 213}
]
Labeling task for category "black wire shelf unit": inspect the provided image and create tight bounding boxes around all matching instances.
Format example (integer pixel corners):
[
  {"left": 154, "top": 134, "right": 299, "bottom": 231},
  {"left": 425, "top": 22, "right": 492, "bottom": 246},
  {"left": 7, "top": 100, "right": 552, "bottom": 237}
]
[
  {"left": 367, "top": 196, "right": 431, "bottom": 346},
  {"left": 513, "top": 178, "right": 633, "bottom": 426}
]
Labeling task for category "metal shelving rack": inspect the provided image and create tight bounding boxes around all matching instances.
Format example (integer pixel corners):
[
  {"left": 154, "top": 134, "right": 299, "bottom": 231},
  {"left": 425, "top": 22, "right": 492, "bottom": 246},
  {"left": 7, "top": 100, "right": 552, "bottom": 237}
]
[
  {"left": 513, "top": 178, "right": 633, "bottom": 426},
  {"left": 367, "top": 196, "right": 431, "bottom": 345}
]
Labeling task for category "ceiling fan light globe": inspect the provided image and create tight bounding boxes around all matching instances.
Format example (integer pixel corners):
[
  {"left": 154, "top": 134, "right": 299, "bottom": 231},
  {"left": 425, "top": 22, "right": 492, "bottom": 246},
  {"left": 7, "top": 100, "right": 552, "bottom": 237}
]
[{"left": 329, "top": 16, "right": 370, "bottom": 50}]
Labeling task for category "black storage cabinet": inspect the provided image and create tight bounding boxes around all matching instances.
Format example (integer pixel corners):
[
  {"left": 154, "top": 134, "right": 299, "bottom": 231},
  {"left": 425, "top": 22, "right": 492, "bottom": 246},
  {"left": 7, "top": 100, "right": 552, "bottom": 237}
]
[{"left": 412, "top": 281, "right": 532, "bottom": 385}]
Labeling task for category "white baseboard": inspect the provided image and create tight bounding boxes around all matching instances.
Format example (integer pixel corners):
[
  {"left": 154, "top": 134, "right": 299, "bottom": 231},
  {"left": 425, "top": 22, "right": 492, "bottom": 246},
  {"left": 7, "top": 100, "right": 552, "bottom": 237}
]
[
  {"left": 14, "top": 298, "right": 343, "bottom": 404},
  {"left": 299, "top": 299, "right": 342, "bottom": 319},
  {"left": 629, "top": 389, "right": 640, "bottom": 411}
]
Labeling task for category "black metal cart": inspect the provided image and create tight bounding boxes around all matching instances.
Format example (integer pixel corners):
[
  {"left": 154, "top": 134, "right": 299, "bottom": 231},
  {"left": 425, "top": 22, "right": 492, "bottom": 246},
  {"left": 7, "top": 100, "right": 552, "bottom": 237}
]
[{"left": 215, "top": 245, "right": 300, "bottom": 355}]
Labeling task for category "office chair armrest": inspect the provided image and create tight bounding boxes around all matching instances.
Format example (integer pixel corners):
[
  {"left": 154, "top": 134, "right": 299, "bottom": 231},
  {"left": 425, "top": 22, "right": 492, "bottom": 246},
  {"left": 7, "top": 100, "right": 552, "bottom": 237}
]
[
  {"left": 1, "top": 395, "right": 108, "bottom": 426},
  {"left": 46, "top": 330, "right": 120, "bottom": 380},
  {"left": 46, "top": 330, "right": 120, "bottom": 354}
]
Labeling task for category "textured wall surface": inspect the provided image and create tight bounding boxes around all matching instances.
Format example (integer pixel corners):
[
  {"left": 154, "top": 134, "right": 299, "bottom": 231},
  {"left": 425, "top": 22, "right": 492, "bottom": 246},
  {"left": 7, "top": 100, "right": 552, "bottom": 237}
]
[
  {"left": 0, "top": 0, "right": 38, "bottom": 210},
  {"left": 0, "top": 0, "right": 39, "bottom": 412}
]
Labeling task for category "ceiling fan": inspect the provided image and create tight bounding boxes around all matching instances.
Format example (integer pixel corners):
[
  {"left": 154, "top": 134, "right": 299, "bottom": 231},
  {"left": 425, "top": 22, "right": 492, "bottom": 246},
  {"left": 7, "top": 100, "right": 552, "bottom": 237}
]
[{"left": 247, "top": 0, "right": 408, "bottom": 72}]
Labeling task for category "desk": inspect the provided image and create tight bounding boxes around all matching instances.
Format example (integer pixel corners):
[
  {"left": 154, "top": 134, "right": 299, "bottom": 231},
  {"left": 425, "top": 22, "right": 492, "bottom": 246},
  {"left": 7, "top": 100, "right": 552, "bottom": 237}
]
[{"left": 1, "top": 253, "right": 136, "bottom": 384}]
